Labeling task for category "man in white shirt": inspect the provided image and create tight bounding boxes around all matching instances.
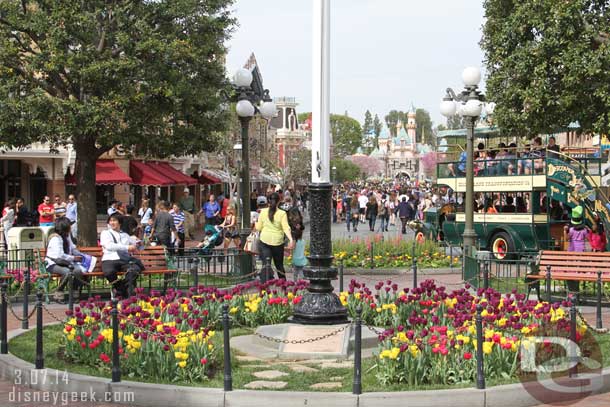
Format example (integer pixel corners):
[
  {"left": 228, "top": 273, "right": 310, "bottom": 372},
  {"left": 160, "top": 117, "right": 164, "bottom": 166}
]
[{"left": 358, "top": 193, "right": 368, "bottom": 224}]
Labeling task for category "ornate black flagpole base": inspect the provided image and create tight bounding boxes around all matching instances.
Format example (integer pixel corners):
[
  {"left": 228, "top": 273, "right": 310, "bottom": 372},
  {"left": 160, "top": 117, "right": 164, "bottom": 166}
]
[{"left": 290, "top": 183, "right": 348, "bottom": 325}]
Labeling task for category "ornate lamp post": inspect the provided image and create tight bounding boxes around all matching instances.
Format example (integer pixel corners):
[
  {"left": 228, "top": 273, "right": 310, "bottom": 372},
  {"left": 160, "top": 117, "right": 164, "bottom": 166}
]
[
  {"left": 439, "top": 67, "right": 494, "bottom": 254},
  {"left": 233, "top": 69, "right": 276, "bottom": 274},
  {"left": 291, "top": 0, "right": 347, "bottom": 324}
]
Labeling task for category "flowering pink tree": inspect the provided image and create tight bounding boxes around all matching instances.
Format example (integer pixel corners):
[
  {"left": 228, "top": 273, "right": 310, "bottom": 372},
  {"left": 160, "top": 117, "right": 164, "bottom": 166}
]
[
  {"left": 420, "top": 152, "right": 438, "bottom": 176},
  {"left": 348, "top": 155, "right": 384, "bottom": 177}
]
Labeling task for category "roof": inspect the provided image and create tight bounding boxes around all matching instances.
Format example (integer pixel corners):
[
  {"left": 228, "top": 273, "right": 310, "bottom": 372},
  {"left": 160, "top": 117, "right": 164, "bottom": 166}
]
[
  {"left": 370, "top": 148, "right": 385, "bottom": 158},
  {"left": 379, "top": 127, "right": 390, "bottom": 140},
  {"left": 436, "top": 126, "right": 500, "bottom": 138},
  {"left": 394, "top": 127, "right": 412, "bottom": 144},
  {"left": 65, "top": 160, "right": 132, "bottom": 186},
  {"left": 129, "top": 161, "right": 174, "bottom": 186}
]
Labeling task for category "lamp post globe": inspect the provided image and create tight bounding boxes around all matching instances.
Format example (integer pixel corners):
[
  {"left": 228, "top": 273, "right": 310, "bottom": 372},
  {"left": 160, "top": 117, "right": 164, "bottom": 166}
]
[
  {"left": 234, "top": 68, "right": 253, "bottom": 88},
  {"left": 259, "top": 101, "right": 277, "bottom": 120},
  {"left": 462, "top": 66, "right": 481, "bottom": 87},
  {"left": 236, "top": 99, "right": 255, "bottom": 118},
  {"left": 440, "top": 100, "right": 457, "bottom": 117},
  {"left": 463, "top": 99, "right": 483, "bottom": 117}
]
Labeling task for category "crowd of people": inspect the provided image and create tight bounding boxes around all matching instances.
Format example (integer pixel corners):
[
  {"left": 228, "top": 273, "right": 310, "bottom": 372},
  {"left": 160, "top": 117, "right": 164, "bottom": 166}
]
[{"left": 332, "top": 179, "right": 435, "bottom": 234}]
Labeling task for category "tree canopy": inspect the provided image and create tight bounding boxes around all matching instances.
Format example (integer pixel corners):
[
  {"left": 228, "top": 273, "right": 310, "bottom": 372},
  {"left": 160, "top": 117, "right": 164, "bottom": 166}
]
[
  {"left": 330, "top": 157, "right": 360, "bottom": 183},
  {"left": 415, "top": 108, "right": 434, "bottom": 146},
  {"left": 0, "top": 0, "right": 235, "bottom": 244},
  {"left": 384, "top": 110, "right": 407, "bottom": 137},
  {"left": 330, "top": 113, "right": 362, "bottom": 157},
  {"left": 481, "top": 0, "right": 610, "bottom": 135}
]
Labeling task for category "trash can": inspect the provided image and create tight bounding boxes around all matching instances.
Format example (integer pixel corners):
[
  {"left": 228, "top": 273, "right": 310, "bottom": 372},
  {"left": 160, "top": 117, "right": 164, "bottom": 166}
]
[{"left": 6, "top": 227, "right": 45, "bottom": 263}]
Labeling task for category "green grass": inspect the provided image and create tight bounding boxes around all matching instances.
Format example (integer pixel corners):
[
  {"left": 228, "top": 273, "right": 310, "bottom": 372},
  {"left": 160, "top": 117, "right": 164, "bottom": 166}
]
[{"left": 10, "top": 324, "right": 610, "bottom": 392}]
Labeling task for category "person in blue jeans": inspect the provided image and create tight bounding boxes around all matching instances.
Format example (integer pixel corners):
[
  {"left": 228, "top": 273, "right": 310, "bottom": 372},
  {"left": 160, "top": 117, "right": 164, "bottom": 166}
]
[
  {"left": 343, "top": 192, "right": 353, "bottom": 232},
  {"left": 366, "top": 195, "right": 378, "bottom": 232}
]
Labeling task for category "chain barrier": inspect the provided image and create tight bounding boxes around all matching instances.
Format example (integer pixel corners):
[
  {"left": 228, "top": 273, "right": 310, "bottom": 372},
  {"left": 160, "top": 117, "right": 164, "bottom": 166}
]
[
  {"left": 230, "top": 316, "right": 352, "bottom": 344},
  {"left": 41, "top": 302, "right": 68, "bottom": 323},
  {"left": 3, "top": 292, "right": 37, "bottom": 322},
  {"left": 364, "top": 323, "right": 385, "bottom": 336},
  {"left": 576, "top": 309, "right": 609, "bottom": 334}
]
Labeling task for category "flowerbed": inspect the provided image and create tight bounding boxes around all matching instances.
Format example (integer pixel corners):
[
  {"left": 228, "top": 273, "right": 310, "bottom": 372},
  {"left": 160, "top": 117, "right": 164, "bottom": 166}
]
[
  {"left": 61, "top": 277, "right": 588, "bottom": 388},
  {"left": 341, "top": 279, "right": 589, "bottom": 386},
  {"left": 62, "top": 280, "right": 308, "bottom": 382},
  {"left": 334, "top": 236, "right": 457, "bottom": 269}
]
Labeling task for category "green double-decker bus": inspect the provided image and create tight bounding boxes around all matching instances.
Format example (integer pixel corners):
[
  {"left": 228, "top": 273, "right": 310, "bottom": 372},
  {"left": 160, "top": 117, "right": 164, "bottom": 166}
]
[{"left": 420, "top": 137, "right": 609, "bottom": 259}]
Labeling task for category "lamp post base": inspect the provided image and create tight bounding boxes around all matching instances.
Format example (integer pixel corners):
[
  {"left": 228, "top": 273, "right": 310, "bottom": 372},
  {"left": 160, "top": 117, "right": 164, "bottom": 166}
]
[{"left": 290, "top": 182, "right": 347, "bottom": 325}]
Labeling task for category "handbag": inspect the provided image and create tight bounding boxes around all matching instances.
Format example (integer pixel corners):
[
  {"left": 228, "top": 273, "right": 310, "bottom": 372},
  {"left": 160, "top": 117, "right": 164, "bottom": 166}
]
[{"left": 244, "top": 231, "right": 260, "bottom": 254}]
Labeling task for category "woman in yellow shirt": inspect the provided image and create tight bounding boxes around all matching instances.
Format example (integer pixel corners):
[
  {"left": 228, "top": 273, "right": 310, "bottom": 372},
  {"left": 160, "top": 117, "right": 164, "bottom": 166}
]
[{"left": 255, "top": 192, "right": 294, "bottom": 279}]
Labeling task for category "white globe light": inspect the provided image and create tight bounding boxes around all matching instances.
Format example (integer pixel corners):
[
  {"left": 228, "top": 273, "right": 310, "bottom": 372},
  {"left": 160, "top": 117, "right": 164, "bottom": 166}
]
[
  {"left": 485, "top": 102, "right": 496, "bottom": 115},
  {"left": 236, "top": 99, "right": 254, "bottom": 117},
  {"left": 462, "top": 66, "right": 481, "bottom": 86},
  {"left": 233, "top": 68, "right": 253, "bottom": 88},
  {"left": 439, "top": 100, "right": 457, "bottom": 117},
  {"left": 259, "top": 101, "right": 277, "bottom": 120},
  {"left": 463, "top": 99, "right": 483, "bottom": 117}
]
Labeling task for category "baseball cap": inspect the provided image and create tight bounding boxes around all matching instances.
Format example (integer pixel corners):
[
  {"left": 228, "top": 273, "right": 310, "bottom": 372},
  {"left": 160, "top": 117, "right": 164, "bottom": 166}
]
[
  {"left": 257, "top": 196, "right": 268, "bottom": 205},
  {"left": 183, "top": 187, "right": 190, "bottom": 193}
]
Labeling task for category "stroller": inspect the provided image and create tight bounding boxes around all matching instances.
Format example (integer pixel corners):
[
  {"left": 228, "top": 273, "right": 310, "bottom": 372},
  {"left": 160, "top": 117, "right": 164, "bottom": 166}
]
[{"left": 197, "top": 224, "right": 224, "bottom": 255}]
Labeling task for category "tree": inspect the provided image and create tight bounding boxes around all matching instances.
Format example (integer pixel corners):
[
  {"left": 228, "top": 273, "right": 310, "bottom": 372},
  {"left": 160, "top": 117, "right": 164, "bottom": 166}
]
[
  {"left": 373, "top": 114, "right": 382, "bottom": 148},
  {"left": 330, "top": 158, "right": 360, "bottom": 183},
  {"left": 446, "top": 115, "right": 464, "bottom": 130},
  {"left": 415, "top": 108, "right": 434, "bottom": 146},
  {"left": 481, "top": 0, "right": 610, "bottom": 135},
  {"left": 0, "top": 0, "right": 235, "bottom": 245},
  {"left": 384, "top": 110, "right": 407, "bottom": 137},
  {"left": 362, "top": 110, "right": 373, "bottom": 136},
  {"left": 331, "top": 114, "right": 362, "bottom": 157},
  {"left": 283, "top": 148, "right": 311, "bottom": 186},
  {"left": 348, "top": 155, "right": 383, "bottom": 177},
  {"left": 297, "top": 112, "right": 310, "bottom": 125}
]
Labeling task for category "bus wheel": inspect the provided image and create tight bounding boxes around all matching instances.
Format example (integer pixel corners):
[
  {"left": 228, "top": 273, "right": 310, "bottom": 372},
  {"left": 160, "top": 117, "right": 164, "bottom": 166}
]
[
  {"left": 415, "top": 232, "right": 425, "bottom": 244},
  {"left": 490, "top": 232, "right": 515, "bottom": 260}
]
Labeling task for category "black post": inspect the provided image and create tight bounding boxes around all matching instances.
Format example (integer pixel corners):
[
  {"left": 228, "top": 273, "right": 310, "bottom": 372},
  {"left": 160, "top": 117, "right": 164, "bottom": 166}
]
[
  {"left": 449, "top": 244, "right": 453, "bottom": 270},
  {"left": 291, "top": 183, "right": 348, "bottom": 324},
  {"left": 339, "top": 260, "right": 344, "bottom": 293},
  {"left": 370, "top": 241, "right": 374, "bottom": 269},
  {"left": 22, "top": 266, "right": 30, "bottom": 329},
  {"left": 222, "top": 303, "right": 232, "bottom": 391},
  {"left": 569, "top": 298, "right": 577, "bottom": 378},
  {"left": 111, "top": 299, "right": 121, "bottom": 383},
  {"left": 483, "top": 261, "right": 489, "bottom": 290},
  {"left": 475, "top": 304, "right": 485, "bottom": 389},
  {"left": 0, "top": 282, "right": 7, "bottom": 354},
  {"left": 352, "top": 305, "right": 362, "bottom": 395},
  {"left": 238, "top": 116, "right": 253, "bottom": 278},
  {"left": 35, "top": 291, "right": 44, "bottom": 369},
  {"left": 545, "top": 265, "right": 552, "bottom": 303},
  {"left": 67, "top": 274, "right": 74, "bottom": 313},
  {"left": 597, "top": 271, "right": 603, "bottom": 329}
]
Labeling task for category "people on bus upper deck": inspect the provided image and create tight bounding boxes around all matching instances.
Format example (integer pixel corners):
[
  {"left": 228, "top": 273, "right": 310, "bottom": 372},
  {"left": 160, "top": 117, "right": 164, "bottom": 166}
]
[
  {"left": 474, "top": 143, "right": 487, "bottom": 176},
  {"left": 447, "top": 145, "right": 467, "bottom": 177},
  {"left": 546, "top": 136, "right": 561, "bottom": 159},
  {"left": 519, "top": 137, "right": 545, "bottom": 175}
]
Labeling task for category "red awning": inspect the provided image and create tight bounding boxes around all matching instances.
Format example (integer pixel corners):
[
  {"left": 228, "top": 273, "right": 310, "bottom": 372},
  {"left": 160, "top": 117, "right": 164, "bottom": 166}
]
[
  {"left": 129, "top": 161, "right": 174, "bottom": 186},
  {"left": 148, "top": 162, "right": 198, "bottom": 185},
  {"left": 197, "top": 170, "right": 222, "bottom": 185},
  {"left": 65, "top": 160, "right": 132, "bottom": 185}
]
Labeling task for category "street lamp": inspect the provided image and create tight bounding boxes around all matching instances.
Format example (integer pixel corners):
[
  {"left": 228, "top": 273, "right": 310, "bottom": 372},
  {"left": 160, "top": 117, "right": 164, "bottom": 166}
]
[
  {"left": 233, "top": 68, "right": 276, "bottom": 274},
  {"left": 440, "top": 66, "right": 490, "bottom": 255}
]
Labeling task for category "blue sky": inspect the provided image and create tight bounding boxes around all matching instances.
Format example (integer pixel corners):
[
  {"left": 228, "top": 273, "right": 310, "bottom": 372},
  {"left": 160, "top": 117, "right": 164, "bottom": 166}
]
[{"left": 225, "top": 0, "right": 486, "bottom": 128}]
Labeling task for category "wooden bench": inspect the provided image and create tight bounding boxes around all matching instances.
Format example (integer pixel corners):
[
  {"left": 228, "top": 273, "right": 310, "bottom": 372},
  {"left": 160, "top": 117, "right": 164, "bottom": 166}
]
[
  {"left": 38, "top": 246, "right": 178, "bottom": 299},
  {"left": 526, "top": 251, "right": 610, "bottom": 300}
]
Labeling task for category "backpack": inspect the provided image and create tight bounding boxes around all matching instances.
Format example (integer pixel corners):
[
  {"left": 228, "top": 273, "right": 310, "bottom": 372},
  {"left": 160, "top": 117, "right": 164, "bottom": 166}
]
[{"left": 379, "top": 200, "right": 387, "bottom": 217}]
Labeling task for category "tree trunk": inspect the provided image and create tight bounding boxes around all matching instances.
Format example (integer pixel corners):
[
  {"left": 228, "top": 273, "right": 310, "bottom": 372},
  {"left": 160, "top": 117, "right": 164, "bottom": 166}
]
[{"left": 74, "top": 141, "right": 101, "bottom": 246}]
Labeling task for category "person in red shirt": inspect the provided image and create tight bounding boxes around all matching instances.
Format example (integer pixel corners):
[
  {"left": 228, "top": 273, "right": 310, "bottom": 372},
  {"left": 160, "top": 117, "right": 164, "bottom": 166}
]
[{"left": 38, "top": 196, "right": 55, "bottom": 226}]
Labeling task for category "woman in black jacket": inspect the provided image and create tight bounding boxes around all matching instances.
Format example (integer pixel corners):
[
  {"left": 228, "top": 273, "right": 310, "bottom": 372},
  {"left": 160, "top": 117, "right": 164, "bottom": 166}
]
[{"left": 365, "top": 195, "right": 378, "bottom": 232}]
